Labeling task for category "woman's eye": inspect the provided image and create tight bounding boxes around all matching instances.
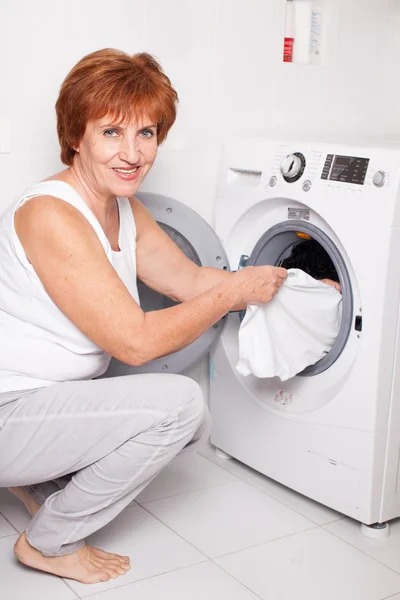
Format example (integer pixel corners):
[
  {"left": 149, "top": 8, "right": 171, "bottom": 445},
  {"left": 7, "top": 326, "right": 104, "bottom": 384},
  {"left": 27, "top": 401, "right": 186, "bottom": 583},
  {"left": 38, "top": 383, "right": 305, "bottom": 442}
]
[
  {"left": 140, "top": 129, "right": 155, "bottom": 139},
  {"left": 103, "top": 129, "right": 118, "bottom": 137}
]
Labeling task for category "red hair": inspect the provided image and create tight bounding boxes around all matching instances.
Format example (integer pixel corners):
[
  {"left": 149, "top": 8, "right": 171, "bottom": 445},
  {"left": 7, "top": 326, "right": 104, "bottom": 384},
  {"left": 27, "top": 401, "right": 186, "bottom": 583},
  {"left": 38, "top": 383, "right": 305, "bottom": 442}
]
[{"left": 55, "top": 48, "right": 178, "bottom": 166}]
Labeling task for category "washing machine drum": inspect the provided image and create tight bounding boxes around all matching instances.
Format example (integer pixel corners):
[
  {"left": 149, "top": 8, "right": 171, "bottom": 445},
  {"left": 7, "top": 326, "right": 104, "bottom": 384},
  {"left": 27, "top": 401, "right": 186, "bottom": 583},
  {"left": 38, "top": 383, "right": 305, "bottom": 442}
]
[
  {"left": 280, "top": 239, "right": 339, "bottom": 282},
  {"left": 245, "top": 220, "right": 353, "bottom": 376}
]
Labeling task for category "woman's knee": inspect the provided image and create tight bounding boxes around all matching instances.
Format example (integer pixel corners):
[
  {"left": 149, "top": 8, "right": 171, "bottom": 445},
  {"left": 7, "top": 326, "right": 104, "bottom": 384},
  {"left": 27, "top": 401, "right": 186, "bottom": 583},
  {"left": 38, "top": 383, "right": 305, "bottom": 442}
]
[
  {"left": 113, "top": 372, "right": 207, "bottom": 435},
  {"left": 174, "top": 376, "right": 207, "bottom": 430},
  {"left": 174, "top": 377, "right": 211, "bottom": 451}
]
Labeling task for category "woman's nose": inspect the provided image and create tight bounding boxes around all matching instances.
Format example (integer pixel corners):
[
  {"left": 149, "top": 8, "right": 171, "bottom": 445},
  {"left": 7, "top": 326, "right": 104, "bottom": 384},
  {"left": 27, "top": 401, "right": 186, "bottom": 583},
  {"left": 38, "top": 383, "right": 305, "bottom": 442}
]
[{"left": 120, "top": 137, "right": 141, "bottom": 164}]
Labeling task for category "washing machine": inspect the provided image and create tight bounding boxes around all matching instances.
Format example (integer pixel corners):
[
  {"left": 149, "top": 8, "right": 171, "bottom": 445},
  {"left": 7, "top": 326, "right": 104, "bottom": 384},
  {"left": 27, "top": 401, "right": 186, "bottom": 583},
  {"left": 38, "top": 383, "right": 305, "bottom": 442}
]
[
  {"left": 210, "top": 138, "right": 400, "bottom": 530},
  {"left": 102, "top": 191, "right": 229, "bottom": 393}
]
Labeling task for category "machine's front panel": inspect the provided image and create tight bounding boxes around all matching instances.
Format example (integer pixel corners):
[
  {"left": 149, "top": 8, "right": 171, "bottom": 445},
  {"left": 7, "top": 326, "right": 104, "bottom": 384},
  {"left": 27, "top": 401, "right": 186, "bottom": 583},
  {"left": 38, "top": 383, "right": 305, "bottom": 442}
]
[{"left": 211, "top": 140, "right": 400, "bottom": 524}]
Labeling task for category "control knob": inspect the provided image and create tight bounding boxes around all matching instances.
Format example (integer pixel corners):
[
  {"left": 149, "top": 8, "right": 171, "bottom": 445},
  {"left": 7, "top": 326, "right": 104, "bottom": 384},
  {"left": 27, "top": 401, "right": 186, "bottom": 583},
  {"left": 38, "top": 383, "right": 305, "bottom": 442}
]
[
  {"left": 280, "top": 153, "right": 306, "bottom": 182},
  {"left": 372, "top": 170, "right": 386, "bottom": 188}
]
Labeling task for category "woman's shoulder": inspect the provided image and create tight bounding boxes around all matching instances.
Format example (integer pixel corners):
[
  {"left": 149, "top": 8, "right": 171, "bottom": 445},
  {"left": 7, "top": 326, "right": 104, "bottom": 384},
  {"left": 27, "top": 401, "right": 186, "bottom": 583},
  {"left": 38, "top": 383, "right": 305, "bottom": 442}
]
[
  {"left": 15, "top": 194, "right": 89, "bottom": 236},
  {"left": 16, "top": 179, "right": 80, "bottom": 209}
]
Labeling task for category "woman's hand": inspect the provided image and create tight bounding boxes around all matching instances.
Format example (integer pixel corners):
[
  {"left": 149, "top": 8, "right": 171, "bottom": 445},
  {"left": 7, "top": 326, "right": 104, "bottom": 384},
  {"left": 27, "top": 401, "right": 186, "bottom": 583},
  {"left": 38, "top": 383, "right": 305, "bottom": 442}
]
[
  {"left": 320, "top": 279, "right": 342, "bottom": 293},
  {"left": 233, "top": 266, "right": 287, "bottom": 306}
]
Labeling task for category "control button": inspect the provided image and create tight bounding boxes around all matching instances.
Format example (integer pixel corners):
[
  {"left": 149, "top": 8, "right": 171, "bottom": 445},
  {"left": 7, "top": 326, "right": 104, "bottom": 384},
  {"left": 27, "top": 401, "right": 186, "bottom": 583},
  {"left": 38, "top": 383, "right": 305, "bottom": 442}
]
[
  {"left": 302, "top": 180, "right": 312, "bottom": 192},
  {"left": 280, "top": 152, "right": 306, "bottom": 183},
  {"left": 372, "top": 170, "right": 386, "bottom": 188},
  {"left": 269, "top": 175, "right": 277, "bottom": 187},
  {"left": 281, "top": 155, "right": 302, "bottom": 178}
]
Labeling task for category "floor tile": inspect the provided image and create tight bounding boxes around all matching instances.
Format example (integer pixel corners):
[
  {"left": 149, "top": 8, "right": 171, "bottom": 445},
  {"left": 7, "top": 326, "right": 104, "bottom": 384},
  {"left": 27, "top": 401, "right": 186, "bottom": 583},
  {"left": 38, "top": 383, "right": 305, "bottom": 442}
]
[
  {"left": 0, "top": 512, "right": 17, "bottom": 537},
  {"left": 215, "top": 528, "right": 400, "bottom": 600},
  {"left": 198, "top": 443, "right": 262, "bottom": 479},
  {"left": 246, "top": 472, "right": 344, "bottom": 525},
  {"left": 135, "top": 452, "right": 238, "bottom": 504},
  {"left": 67, "top": 504, "right": 205, "bottom": 596},
  {"left": 0, "top": 534, "right": 78, "bottom": 600},
  {"left": 143, "top": 479, "right": 315, "bottom": 558},
  {"left": 325, "top": 517, "right": 400, "bottom": 574},
  {"left": 84, "top": 561, "right": 260, "bottom": 600},
  {"left": 0, "top": 487, "right": 31, "bottom": 533}
]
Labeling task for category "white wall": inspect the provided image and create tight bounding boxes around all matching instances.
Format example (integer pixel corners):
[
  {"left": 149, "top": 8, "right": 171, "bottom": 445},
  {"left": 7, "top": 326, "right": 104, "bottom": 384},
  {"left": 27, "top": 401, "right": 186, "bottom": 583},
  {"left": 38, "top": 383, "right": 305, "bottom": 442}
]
[{"left": 0, "top": 0, "right": 399, "bottom": 221}]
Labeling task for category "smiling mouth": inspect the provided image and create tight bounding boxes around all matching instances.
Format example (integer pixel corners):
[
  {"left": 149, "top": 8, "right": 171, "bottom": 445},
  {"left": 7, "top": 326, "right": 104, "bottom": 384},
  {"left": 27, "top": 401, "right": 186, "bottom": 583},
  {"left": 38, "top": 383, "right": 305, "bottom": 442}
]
[{"left": 112, "top": 167, "right": 139, "bottom": 174}]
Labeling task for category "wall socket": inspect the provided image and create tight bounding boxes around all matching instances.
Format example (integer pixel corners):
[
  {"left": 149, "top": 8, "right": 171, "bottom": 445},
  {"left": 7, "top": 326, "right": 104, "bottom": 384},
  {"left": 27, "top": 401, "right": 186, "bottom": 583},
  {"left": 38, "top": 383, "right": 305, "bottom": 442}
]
[{"left": 0, "top": 119, "right": 11, "bottom": 153}]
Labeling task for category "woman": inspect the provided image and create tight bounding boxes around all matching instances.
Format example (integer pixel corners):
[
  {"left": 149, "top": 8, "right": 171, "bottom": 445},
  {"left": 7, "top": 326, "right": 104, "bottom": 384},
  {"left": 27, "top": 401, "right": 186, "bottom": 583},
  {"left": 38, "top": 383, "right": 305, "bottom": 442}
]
[{"left": 0, "top": 48, "right": 287, "bottom": 584}]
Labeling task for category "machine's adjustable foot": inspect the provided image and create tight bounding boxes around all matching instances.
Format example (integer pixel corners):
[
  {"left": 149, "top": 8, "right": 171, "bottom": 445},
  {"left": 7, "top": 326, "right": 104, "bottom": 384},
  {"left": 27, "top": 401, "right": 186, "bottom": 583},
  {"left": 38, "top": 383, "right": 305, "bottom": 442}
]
[
  {"left": 215, "top": 448, "right": 232, "bottom": 460},
  {"left": 360, "top": 522, "right": 390, "bottom": 539}
]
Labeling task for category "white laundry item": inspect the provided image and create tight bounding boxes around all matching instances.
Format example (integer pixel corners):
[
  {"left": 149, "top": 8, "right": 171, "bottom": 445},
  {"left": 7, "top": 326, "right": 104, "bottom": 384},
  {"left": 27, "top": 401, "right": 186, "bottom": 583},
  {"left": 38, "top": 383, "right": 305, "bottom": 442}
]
[{"left": 236, "top": 268, "right": 343, "bottom": 381}]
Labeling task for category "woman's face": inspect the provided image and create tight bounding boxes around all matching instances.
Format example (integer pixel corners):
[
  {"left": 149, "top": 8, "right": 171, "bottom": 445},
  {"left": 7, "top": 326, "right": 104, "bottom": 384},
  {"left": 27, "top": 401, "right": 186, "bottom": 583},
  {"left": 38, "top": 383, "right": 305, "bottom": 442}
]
[{"left": 75, "top": 115, "right": 158, "bottom": 199}]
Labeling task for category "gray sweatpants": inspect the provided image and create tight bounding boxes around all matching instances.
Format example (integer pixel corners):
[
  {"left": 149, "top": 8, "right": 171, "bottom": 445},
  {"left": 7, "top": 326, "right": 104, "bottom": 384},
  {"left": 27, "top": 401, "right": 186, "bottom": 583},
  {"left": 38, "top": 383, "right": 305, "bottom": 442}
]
[{"left": 0, "top": 374, "right": 210, "bottom": 557}]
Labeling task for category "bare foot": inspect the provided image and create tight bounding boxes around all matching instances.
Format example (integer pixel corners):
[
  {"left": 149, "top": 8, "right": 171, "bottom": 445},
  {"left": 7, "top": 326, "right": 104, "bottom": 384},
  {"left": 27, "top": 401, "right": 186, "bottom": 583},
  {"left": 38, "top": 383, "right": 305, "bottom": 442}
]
[
  {"left": 14, "top": 532, "right": 131, "bottom": 584},
  {"left": 8, "top": 487, "right": 41, "bottom": 517}
]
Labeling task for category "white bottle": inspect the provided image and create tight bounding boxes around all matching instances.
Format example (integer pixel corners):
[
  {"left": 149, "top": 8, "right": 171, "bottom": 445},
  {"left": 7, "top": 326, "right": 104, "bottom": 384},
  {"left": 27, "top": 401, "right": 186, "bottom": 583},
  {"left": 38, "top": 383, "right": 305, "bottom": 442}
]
[
  {"left": 292, "top": 0, "right": 324, "bottom": 65},
  {"left": 283, "top": 0, "right": 295, "bottom": 62},
  {"left": 310, "top": 0, "right": 323, "bottom": 65},
  {"left": 293, "top": 1, "right": 313, "bottom": 64}
]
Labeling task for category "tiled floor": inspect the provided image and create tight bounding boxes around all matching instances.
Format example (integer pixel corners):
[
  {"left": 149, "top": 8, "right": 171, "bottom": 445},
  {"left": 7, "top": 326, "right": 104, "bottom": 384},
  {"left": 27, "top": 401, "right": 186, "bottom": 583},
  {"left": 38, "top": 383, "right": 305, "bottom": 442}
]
[{"left": 2, "top": 443, "right": 400, "bottom": 600}]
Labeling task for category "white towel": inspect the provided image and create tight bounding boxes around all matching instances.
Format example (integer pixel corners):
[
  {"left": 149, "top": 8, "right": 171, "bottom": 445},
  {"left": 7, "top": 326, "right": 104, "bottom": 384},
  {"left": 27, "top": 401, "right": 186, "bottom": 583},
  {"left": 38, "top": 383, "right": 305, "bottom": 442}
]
[{"left": 236, "top": 268, "right": 342, "bottom": 381}]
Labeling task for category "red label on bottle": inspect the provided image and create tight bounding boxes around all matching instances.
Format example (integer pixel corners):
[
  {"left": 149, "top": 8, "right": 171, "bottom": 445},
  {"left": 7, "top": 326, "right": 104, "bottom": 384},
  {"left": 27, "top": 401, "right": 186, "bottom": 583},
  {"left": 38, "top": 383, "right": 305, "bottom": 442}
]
[{"left": 283, "top": 37, "right": 294, "bottom": 62}]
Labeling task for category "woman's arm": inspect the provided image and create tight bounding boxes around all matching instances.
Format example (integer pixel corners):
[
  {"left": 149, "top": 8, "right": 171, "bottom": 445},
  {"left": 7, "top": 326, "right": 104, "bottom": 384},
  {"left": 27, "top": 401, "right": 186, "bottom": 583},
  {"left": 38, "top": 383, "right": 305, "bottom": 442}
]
[
  {"left": 132, "top": 198, "right": 248, "bottom": 309},
  {"left": 132, "top": 198, "right": 343, "bottom": 300},
  {"left": 15, "top": 196, "right": 285, "bottom": 367}
]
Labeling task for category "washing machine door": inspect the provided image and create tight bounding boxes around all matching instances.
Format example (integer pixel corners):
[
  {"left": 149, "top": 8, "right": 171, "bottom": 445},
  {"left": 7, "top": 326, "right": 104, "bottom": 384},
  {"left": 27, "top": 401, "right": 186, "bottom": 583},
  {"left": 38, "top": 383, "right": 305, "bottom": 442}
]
[{"left": 103, "top": 192, "right": 229, "bottom": 376}]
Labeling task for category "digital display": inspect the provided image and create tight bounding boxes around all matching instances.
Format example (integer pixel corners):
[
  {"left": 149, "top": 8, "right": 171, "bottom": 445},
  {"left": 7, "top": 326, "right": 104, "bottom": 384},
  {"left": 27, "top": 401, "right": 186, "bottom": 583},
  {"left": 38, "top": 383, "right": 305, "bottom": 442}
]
[{"left": 321, "top": 154, "right": 370, "bottom": 185}]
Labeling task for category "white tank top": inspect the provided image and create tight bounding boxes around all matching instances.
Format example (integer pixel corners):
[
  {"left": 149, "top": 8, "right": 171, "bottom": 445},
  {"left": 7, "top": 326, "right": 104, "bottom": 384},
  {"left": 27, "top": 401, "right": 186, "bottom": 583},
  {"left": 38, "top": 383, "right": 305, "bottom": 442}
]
[{"left": 0, "top": 180, "right": 140, "bottom": 393}]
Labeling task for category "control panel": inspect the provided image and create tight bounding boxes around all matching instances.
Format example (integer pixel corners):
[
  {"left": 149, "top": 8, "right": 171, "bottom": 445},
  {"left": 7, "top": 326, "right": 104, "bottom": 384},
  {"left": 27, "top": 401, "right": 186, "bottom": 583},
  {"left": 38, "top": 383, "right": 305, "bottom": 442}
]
[
  {"left": 321, "top": 154, "right": 370, "bottom": 185},
  {"left": 271, "top": 146, "right": 388, "bottom": 191}
]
